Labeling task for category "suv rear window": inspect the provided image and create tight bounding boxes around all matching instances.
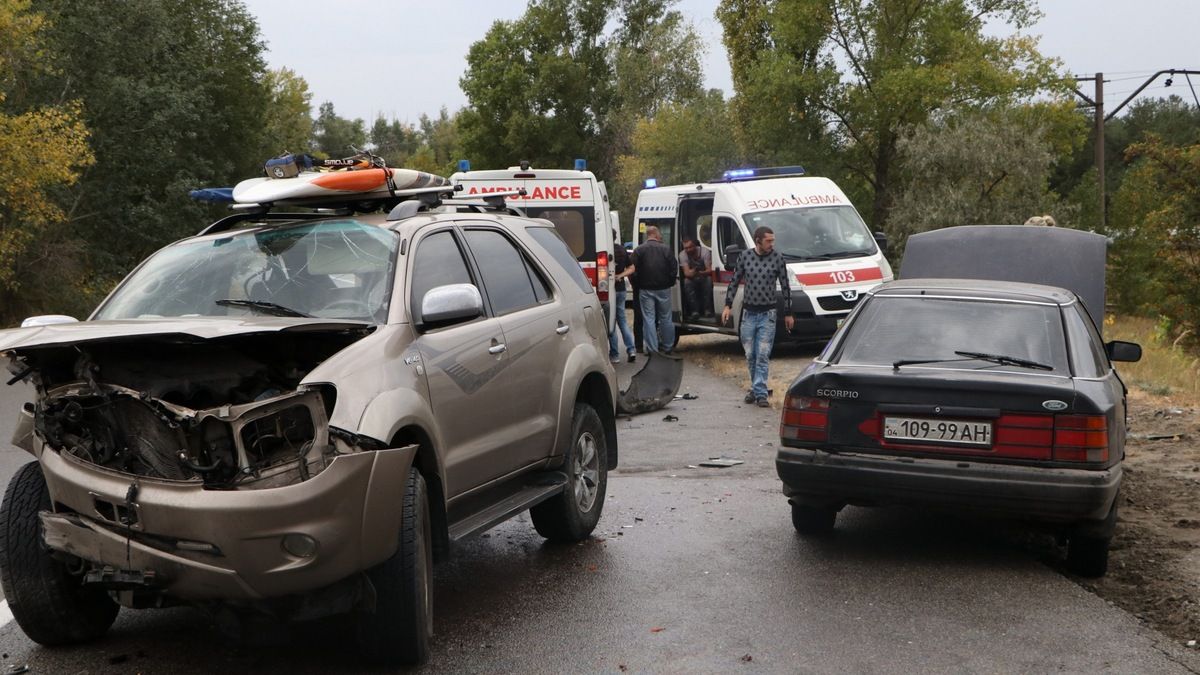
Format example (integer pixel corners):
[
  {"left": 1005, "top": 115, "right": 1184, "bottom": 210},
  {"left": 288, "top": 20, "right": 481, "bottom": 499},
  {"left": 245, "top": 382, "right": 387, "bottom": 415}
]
[
  {"left": 835, "top": 296, "right": 1069, "bottom": 373},
  {"left": 523, "top": 207, "right": 594, "bottom": 260},
  {"left": 527, "top": 227, "right": 593, "bottom": 294}
]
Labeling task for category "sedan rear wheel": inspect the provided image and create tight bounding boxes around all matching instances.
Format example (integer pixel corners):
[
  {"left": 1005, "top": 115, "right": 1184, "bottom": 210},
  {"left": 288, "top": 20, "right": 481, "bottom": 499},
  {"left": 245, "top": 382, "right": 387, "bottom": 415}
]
[
  {"left": 1066, "top": 534, "right": 1110, "bottom": 577},
  {"left": 790, "top": 502, "right": 837, "bottom": 535}
]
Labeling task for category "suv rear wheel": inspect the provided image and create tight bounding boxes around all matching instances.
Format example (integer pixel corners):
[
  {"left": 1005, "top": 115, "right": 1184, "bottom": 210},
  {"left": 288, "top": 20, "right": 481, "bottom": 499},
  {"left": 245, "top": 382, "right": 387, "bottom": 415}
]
[
  {"left": 0, "top": 462, "right": 119, "bottom": 645},
  {"left": 357, "top": 467, "right": 433, "bottom": 665},
  {"left": 531, "top": 401, "right": 608, "bottom": 543}
]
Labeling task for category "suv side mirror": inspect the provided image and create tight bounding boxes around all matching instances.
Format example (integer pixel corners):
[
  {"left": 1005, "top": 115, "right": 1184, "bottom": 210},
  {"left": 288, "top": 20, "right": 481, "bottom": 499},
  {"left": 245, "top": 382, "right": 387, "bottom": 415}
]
[
  {"left": 21, "top": 315, "right": 79, "bottom": 328},
  {"left": 724, "top": 245, "right": 743, "bottom": 271},
  {"left": 1105, "top": 340, "right": 1142, "bottom": 363},
  {"left": 873, "top": 231, "right": 888, "bottom": 252},
  {"left": 418, "top": 284, "right": 483, "bottom": 328}
]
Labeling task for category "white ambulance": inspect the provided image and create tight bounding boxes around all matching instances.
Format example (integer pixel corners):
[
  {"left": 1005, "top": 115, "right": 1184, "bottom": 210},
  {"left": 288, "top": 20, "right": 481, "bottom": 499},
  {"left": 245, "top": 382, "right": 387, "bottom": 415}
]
[
  {"left": 632, "top": 166, "right": 893, "bottom": 343},
  {"left": 451, "top": 161, "right": 616, "bottom": 330}
]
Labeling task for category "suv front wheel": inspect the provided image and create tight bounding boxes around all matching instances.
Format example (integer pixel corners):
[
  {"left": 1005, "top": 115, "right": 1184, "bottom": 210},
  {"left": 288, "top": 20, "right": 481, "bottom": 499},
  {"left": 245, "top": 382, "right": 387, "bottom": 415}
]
[{"left": 531, "top": 401, "right": 608, "bottom": 543}]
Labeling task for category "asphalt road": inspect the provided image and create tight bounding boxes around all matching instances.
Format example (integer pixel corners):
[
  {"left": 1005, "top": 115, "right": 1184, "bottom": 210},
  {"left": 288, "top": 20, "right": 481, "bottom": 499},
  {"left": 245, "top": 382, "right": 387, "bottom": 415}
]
[{"left": 0, "top": 360, "right": 1197, "bottom": 673}]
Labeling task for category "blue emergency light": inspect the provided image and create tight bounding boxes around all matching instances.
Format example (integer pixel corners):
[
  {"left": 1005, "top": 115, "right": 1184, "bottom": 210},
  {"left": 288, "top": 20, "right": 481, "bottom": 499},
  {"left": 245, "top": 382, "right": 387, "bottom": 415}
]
[
  {"left": 721, "top": 165, "right": 806, "bottom": 181},
  {"left": 458, "top": 159, "right": 471, "bottom": 172},
  {"left": 574, "top": 158, "right": 587, "bottom": 171},
  {"left": 644, "top": 178, "right": 658, "bottom": 189}
]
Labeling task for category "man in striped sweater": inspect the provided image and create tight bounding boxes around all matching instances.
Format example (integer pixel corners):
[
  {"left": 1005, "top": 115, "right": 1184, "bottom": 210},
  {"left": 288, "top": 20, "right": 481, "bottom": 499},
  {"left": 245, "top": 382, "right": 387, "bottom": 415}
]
[{"left": 720, "top": 226, "right": 795, "bottom": 407}]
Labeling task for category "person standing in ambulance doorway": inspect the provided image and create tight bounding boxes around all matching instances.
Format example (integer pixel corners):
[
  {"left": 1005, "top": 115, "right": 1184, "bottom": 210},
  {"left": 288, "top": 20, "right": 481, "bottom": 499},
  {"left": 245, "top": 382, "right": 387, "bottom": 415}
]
[
  {"left": 608, "top": 228, "right": 636, "bottom": 363},
  {"left": 628, "top": 225, "right": 678, "bottom": 354},
  {"left": 720, "top": 226, "right": 794, "bottom": 407}
]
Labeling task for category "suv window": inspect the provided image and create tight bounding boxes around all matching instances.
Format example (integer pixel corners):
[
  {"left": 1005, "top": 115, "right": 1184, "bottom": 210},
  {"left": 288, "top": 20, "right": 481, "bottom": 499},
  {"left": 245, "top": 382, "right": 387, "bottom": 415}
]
[
  {"left": 464, "top": 229, "right": 540, "bottom": 316},
  {"left": 410, "top": 230, "right": 475, "bottom": 321},
  {"left": 527, "top": 227, "right": 593, "bottom": 294}
]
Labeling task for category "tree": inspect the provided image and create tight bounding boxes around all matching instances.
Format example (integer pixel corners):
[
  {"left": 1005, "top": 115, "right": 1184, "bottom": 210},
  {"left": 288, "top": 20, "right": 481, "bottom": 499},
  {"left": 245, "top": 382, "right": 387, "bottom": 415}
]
[
  {"left": 368, "top": 116, "right": 419, "bottom": 167},
  {"left": 312, "top": 102, "right": 366, "bottom": 158},
  {"left": 261, "top": 67, "right": 313, "bottom": 156},
  {"left": 458, "top": 0, "right": 704, "bottom": 182},
  {"left": 0, "top": 0, "right": 93, "bottom": 321},
  {"left": 25, "top": 0, "right": 272, "bottom": 286},
  {"left": 717, "top": 0, "right": 1067, "bottom": 231},
  {"left": 888, "top": 103, "right": 1084, "bottom": 261},
  {"left": 1107, "top": 137, "right": 1200, "bottom": 343},
  {"left": 614, "top": 90, "right": 742, "bottom": 237}
]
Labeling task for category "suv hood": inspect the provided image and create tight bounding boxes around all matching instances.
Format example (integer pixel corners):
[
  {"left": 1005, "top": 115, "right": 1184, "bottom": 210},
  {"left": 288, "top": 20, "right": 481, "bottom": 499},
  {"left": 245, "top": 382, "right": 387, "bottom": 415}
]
[{"left": 0, "top": 317, "right": 372, "bottom": 353}]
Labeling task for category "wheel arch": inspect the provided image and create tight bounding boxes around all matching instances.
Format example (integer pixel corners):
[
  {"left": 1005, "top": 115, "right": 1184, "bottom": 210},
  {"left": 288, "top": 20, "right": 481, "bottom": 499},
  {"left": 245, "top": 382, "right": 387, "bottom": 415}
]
[
  {"left": 389, "top": 425, "right": 449, "bottom": 561},
  {"left": 575, "top": 371, "right": 618, "bottom": 470}
]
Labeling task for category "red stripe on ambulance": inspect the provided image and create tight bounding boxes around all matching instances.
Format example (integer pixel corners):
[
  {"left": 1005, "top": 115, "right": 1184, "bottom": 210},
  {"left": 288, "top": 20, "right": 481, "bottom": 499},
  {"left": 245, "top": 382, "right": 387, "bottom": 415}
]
[{"left": 795, "top": 267, "right": 883, "bottom": 286}]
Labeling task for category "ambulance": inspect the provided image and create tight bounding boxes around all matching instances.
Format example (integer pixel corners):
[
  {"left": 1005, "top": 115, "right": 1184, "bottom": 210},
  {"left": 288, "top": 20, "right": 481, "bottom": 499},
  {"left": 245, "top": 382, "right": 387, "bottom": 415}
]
[
  {"left": 451, "top": 161, "right": 616, "bottom": 330},
  {"left": 632, "top": 166, "right": 893, "bottom": 344}
]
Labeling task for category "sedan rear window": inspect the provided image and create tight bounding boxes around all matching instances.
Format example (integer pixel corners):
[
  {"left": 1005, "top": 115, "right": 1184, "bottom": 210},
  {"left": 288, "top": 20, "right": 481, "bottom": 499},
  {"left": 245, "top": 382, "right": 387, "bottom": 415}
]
[{"left": 835, "top": 296, "right": 1069, "bottom": 374}]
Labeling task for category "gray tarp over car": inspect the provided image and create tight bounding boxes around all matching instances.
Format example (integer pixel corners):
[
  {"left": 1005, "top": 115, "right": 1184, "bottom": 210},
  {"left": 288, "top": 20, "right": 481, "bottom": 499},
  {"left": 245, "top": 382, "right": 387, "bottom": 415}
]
[{"left": 900, "top": 225, "right": 1107, "bottom": 332}]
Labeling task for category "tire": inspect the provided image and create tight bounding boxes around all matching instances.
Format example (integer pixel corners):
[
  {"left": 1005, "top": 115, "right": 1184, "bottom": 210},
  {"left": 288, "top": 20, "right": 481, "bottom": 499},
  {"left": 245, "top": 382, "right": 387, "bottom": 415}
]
[
  {"left": 356, "top": 467, "right": 433, "bottom": 666},
  {"left": 0, "top": 462, "right": 118, "bottom": 646},
  {"left": 531, "top": 402, "right": 608, "bottom": 543},
  {"left": 790, "top": 502, "right": 837, "bottom": 535},
  {"left": 1066, "top": 534, "right": 1110, "bottom": 577}
]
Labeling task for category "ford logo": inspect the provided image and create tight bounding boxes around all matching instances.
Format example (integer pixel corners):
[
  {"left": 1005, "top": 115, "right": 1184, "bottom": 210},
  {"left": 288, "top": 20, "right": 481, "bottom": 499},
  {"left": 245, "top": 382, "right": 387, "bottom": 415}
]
[{"left": 1042, "top": 400, "right": 1068, "bottom": 411}]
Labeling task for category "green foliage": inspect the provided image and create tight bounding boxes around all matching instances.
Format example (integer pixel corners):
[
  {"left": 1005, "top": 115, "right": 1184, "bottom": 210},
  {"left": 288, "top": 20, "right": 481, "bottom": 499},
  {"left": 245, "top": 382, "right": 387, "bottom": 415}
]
[
  {"left": 717, "top": 0, "right": 1068, "bottom": 228},
  {"left": 261, "top": 67, "right": 313, "bottom": 155},
  {"left": 459, "top": 0, "right": 704, "bottom": 190},
  {"left": 614, "top": 90, "right": 742, "bottom": 238},
  {"left": 888, "top": 102, "right": 1084, "bottom": 259},
  {"left": 313, "top": 101, "right": 366, "bottom": 157},
  {"left": 1107, "top": 137, "right": 1200, "bottom": 345},
  {"left": 23, "top": 0, "right": 271, "bottom": 293}
]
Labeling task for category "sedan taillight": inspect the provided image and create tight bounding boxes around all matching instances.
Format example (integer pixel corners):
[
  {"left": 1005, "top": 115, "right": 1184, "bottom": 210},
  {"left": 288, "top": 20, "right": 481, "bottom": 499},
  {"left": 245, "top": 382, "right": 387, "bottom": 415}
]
[
  {"left": 781, "top": 396, "right": 830, "bottom": 442},
  {"left": 1053, "top": 414, "right": 1108, "bottom": 462}
]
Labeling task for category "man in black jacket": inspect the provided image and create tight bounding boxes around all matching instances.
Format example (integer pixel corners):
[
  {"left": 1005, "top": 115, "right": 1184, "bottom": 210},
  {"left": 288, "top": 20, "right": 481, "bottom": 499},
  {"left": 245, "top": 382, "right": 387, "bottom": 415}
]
[
  {"left": 628, "top": 226, "right": 678, "bottom": 353},
  {"left": 720, "top": 226, "right": 795, "bottom": 406}
]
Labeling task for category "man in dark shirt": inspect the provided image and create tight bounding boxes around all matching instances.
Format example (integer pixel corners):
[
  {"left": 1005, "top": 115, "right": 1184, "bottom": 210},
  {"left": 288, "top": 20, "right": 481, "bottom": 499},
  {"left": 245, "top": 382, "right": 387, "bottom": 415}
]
[
  {"left": 720, "top": 226, "right": 795, "bottom": 406},
  {"left": 628, "top": 226, "right": 678, "bottom": 353}
]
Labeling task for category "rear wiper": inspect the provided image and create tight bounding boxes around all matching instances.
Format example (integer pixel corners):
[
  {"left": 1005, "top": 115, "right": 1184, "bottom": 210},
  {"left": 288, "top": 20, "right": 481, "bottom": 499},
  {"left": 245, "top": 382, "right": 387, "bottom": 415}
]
[
  {"left": 892, "top": 351, "right": 1053, "bottom": 371},
  {"left": 953, "top": 350, "right": 1053, "bottom": 371},
  {"left": 216, "top": 299, "right": 311, "bottom": 318}
]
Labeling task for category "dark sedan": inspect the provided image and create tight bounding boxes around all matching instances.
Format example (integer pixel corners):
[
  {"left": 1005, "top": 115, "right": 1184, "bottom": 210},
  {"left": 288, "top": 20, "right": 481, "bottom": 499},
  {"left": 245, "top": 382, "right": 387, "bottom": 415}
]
[{"left": 776, "top": 274, "right": 1141, "bottom": 577}]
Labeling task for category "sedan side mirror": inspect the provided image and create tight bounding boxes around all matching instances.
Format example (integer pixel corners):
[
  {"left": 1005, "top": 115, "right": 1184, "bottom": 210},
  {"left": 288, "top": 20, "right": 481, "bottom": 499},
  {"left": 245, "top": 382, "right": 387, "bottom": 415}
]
[
  {"left": 873, "top": 231, "right": 888, "bottom": 252},
  {"left": 724, "top": 245, "right": 743, "bottom": 271},
  {"left": 20, "top": 315, "right": 79, "bottom": 328},
  {"left": 1105, "top": 340, "right": 1142, "bottom": 363},
  {"left": 418, "top": 284, "right": 483, "bottom": 329}
]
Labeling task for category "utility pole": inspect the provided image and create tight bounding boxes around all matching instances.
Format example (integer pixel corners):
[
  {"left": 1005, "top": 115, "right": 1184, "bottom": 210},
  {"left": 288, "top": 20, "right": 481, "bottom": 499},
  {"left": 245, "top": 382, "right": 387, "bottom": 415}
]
[{"left": 1072, "top": 73, "right": 1105, "bottom": 228}]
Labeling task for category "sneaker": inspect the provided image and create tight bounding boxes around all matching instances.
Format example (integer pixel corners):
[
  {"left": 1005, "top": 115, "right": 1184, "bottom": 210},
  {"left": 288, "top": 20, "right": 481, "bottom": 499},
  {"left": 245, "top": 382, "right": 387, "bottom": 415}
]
[
  {"left": 744, "top": 392, "right": 756, "bottom": 404},
  {"left": 627, "top": 352, "right": 636, "bottom": 363},
  {"left": 610, "top": 355, "right": 621, "bottom": 364},
  {"left": 756, "top": 397, "right": 770, "bottom": 408}
]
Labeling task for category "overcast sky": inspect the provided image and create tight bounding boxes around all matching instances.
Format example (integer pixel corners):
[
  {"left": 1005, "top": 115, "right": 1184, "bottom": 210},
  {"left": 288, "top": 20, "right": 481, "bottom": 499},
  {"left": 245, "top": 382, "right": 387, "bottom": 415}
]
[{"left": 241, "top": 0, "right": 1199, "bottom": 124}]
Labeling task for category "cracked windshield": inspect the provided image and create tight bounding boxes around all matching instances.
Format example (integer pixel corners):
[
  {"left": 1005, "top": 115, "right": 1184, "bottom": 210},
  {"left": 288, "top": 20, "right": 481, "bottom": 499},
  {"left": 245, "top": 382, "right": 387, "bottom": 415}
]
[{"left": 94, "top": 220, "right": 397, "bottom": 322}]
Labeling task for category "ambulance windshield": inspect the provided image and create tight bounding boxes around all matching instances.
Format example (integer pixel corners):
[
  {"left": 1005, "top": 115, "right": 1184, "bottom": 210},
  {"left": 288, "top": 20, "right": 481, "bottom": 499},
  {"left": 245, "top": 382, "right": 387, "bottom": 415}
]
[{"left": 743, "top": 205, "right": 876, "bottom": 261}]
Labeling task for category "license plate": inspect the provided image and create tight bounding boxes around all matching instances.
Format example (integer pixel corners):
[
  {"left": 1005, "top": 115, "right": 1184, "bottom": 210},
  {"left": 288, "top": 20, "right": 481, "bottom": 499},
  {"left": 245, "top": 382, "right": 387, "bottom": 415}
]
[{"left": 883, "top": 416, "right": 992, "bottom": 447}]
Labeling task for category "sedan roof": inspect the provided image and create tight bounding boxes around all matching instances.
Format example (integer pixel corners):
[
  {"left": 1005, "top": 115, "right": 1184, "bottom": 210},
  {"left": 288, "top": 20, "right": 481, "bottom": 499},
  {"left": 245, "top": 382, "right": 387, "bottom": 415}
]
[{"left": 873, "top": 278, "right": 1077, "bottom": 305}]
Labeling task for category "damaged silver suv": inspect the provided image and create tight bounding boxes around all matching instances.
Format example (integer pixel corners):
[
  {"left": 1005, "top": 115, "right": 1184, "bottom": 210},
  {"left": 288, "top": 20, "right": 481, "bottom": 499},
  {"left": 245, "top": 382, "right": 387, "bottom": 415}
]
[{"left": 0, "top": 204, "right": 617, "bottom": 665}]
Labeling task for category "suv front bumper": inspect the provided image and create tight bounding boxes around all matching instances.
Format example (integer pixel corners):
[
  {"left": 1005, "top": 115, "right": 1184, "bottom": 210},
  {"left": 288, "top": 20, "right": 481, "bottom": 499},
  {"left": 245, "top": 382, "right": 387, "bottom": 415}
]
[
  {"left": 37, "top": 443, "right": 417, "bottom": 601},
  {"left": 776, "top": 447, "right": 1120, "bottom": 531}
]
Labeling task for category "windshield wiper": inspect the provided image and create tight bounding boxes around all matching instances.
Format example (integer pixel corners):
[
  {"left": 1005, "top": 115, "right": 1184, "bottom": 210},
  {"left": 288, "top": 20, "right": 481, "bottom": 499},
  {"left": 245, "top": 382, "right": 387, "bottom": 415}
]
[
  {"left": 953, "top": 350, "right": 1053, "bottom": 371},
  {"left": 216, "top": 299, "right": 311, "bottom": 318},
  {"left": 892, "top": 351, "right": 1053, "bottom": 371},
  {"left": 783, "top": 250, "right": 874, "bottom": 262}
]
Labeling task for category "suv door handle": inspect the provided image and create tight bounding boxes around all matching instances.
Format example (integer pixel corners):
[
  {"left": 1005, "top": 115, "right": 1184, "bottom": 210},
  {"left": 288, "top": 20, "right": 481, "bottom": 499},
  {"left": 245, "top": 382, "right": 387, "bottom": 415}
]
[
  {"left": 555, "top": 322, "right": 570, "bottom": 335},
  {"left": 488, "top": 343, "right": 507, "bottom": 355}
]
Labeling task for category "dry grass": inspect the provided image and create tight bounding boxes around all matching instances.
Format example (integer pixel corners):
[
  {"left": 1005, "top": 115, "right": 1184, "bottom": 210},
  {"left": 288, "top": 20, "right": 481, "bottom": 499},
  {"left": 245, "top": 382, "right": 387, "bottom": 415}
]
[{"left": 1107, "top": 315, "right": 1200, "bottom": 407}]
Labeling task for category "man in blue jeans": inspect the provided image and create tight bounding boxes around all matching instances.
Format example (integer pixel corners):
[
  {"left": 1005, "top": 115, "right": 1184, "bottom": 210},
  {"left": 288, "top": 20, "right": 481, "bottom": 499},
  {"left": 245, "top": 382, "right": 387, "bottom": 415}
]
[
  {"left": 608, "top": 229, "right": 636, "bottom": 363},
  {"left": 720, "top": 226, "right": 795, "bottom": 407},
  {"left": 628, "top": 225, "right": 677, "bottom": 353}
]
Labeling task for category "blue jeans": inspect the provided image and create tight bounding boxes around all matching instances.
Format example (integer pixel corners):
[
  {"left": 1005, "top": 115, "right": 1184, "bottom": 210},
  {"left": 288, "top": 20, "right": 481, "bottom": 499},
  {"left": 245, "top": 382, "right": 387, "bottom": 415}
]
[
  {"left": 608, "top": 287, "right": 635, "bottom": 358},
  {"left": 740, "top": 308, "right": 776, "bottom": 399},
  {"left": 639, "top": 288, "right": 675, "bottom": 353}
]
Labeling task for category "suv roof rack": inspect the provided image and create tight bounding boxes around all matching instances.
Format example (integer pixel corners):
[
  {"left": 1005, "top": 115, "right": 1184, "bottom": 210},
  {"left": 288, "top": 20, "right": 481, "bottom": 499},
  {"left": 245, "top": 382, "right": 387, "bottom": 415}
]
[{"left": 386, "top": 188, "right": 528, "bottom": 222}]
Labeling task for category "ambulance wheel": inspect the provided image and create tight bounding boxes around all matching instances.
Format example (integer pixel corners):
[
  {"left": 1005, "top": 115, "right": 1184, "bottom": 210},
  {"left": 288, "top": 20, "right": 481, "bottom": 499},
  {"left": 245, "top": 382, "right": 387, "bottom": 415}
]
[
  {"left": 532, "top": 402, "right": 608, "bottom": 543},
  {"left": 0, "top": 462, "right": 119, "bottom": 646}
]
